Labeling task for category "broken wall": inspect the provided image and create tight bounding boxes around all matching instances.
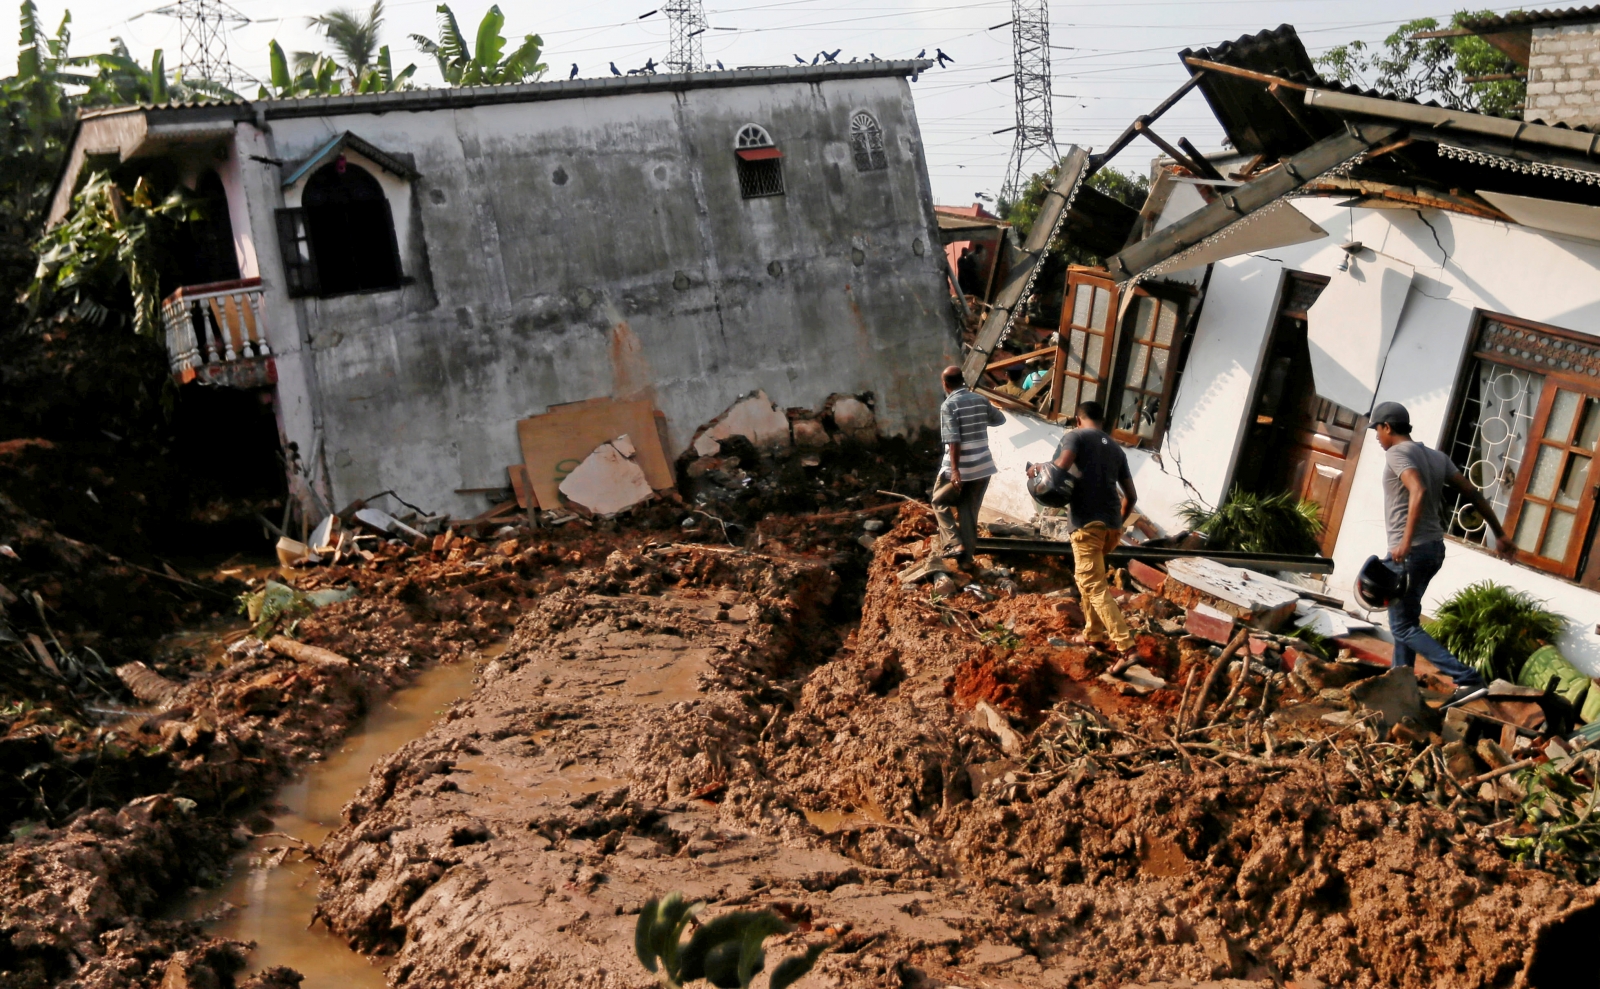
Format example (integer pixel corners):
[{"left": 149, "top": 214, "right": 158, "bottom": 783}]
[{"left": 249, "top": 72, "right": 954, "bottom": 517}]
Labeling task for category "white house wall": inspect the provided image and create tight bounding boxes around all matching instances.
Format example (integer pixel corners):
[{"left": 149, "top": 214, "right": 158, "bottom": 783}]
[
  {"left": 1150, "top": 195, "right": 1600, "bottom": 674},
  {"left": 246, "top": 74, "right": 953, "bottom": 517}
]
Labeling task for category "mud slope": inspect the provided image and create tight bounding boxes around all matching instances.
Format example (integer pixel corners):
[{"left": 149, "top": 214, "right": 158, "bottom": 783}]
[{"left": 317, "top": 511, "right": 1592, "bottom": 989}]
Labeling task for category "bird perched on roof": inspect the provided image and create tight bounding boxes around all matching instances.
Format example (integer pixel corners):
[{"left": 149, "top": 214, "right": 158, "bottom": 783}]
[
  {"left": 869, "top": 52, "right": 880, "bottom": 60},
  {"left": 642, "top": 57, "right": 657, "bottom": 73},
  {"left": 610, "top": 61, "right": 622, "bottom": 76},
  {"left": 822, "top": 48, "right": 840, "bottom": 63},
  {"left": 716, "top": 59, "right": 725, "bottom": 70},
  {"left": 916, "top": 48, "right": 926, "bottom": 58},
  {"left": 935, "top": 48, "right": 953, "bottom": 66},
  {"left": 569, "top": 63, "right": 579, "bottom": 78},
  {"left": 794, "top": 53, "right": 806, "bottom": 64}
]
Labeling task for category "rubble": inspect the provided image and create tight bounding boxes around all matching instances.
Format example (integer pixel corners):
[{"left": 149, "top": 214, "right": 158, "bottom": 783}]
[{"left": 557, "top": 435, "right": 655, "bottom": 516}]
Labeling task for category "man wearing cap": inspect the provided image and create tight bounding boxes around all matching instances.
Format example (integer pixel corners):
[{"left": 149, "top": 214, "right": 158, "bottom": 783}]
[{"left": 1371, "top": 401, "right": 1513, "bottom": 697}]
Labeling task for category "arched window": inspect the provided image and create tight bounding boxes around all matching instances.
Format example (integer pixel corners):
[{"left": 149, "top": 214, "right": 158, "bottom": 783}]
[
  {"left": 279, "top": 159, "right": 403, "bottom": 297},
  {"left": 733, "top": 123, "right": 784, "bottom": 199},
  {"left": 850, "top": 111, "right": 887, "bottom": 172}
]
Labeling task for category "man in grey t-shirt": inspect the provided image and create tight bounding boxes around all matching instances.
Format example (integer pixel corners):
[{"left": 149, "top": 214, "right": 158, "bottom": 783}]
[{"left": 1371, "top": 402, "right": 1513, "bottom": 696}]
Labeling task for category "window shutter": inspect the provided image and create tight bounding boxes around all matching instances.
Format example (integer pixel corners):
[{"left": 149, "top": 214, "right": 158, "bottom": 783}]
[{"left": 275, "top": 207, "right": 319, "bottom": 297}]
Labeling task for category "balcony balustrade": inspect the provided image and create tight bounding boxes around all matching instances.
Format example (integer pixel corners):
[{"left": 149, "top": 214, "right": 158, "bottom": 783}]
[{"left": 161, "top": 277, "right": 275, "bottom": 387}]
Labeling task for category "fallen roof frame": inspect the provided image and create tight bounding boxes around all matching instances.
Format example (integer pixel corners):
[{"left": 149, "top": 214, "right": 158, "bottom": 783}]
[{"left": 1104, "top": 120, "right": 1402, "bottom": 281}]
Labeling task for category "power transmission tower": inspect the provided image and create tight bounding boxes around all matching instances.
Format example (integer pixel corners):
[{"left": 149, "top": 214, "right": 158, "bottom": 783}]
[
  {"left": 152, "top": 0, "right": 251, "bottom": 88},
  {"left": 664, "top": 0, "right": 708, "bottom": 73},
  {"left": 1000, "top": 0, "right": 1059, "bottom": 204}
]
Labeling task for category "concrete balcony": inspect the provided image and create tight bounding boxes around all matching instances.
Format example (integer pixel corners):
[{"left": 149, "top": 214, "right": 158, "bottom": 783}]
[{"left": 162, "top": 277, "right": 275, "bottom": 387}]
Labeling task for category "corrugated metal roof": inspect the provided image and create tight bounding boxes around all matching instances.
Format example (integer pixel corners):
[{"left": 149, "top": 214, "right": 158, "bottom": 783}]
[
  {"left": 1458, "top": 6, "right": 1600, "bottom": 32},
  {"left": 76, "top": 60, "right": 933, "bottom": 121}
]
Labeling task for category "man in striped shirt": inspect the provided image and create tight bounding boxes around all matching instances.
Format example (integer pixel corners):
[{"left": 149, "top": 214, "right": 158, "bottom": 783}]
[{"left": 936, "top": 365, "right": 1005, "bottom": 568}]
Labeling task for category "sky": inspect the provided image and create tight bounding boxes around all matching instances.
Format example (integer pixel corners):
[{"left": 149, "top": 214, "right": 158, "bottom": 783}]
[{"left": 4, "top": 0, "right": 1525, "bottom": 205}]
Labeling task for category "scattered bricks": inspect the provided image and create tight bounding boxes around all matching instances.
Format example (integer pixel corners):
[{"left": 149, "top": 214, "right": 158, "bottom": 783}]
[
  {"left": 1332, "top": 633, "right": 1393, "bottom": 667},
  {"left": 1184, "top": 603, "right": 1236, "bottom": 645},
  {"left": 1248, "top": 635, "right": 1271, "bottom": 657},
  {"left": 1281, "top": 646, "right": 1302, "bottom": 672},
  {"left": 792, "top": 419, "right": 829, "bottom": 449},
  {"left": 1127, "top": 558, "right": 1167, "bottom": 593},
  {"left": 494, "top": 538, "right": 519, "bottom": 556}
]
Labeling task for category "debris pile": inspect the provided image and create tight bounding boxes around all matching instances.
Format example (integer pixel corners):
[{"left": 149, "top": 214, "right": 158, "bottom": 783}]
[{"left": 297, "top": 502, "right": 1594, "bottom": 989}]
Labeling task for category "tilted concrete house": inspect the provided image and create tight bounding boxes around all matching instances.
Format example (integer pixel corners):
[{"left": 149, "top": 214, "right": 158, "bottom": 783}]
[{"left": 48, "top": 62, "right": 956, "bottom": 516}]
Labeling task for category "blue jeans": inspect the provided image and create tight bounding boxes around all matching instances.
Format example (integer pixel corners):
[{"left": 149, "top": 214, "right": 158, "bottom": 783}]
[{"left": 1386, "top": 540, "right": 1484, "bottom": 688}]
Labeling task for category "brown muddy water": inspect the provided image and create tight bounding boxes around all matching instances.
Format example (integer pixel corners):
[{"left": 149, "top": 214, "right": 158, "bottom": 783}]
[{"left": 176, "top": 647, "right": 497, "bottom": 985}]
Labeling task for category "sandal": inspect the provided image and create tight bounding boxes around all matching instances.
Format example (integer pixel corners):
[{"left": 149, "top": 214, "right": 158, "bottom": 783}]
[{"left": 1106, "top": 650, "right": 1140, "bottom": 676}]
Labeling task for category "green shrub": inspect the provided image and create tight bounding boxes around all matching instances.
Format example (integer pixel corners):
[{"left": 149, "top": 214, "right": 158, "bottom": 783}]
[
  {"left": 1423, "top": 581, "right": 1565, "bottom": 682},
  {"left": 635, "top": 893, "right": 828, "bottom": 989},
  {"left": 1176, "top": 488, "right": 1324, "bottom": 556}
]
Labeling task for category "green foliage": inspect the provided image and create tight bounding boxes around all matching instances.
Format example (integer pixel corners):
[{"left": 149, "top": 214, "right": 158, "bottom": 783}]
[
  {"left": 261, "top": 39, "right": 344, "bottom": 98},
  {"left": 306, "top": 0, "right": 384, "bottom": 74},
  {"left": 410, "top": 4, "right": 547, "bottom": 86},
  {"left": 1317, "top": 12, "right": 1525, "bottom": 118},
  {"left": 1422, "top": 581, "right": 1565, "bottom": 682},
  {"left": 28, "top": 171, "right": 196, "bottom": 336},
  {"left": 634, "top": 893, "right": 827, "bottom": 989},
  {"left": 1498, "top": 762, "right": 1600, "bottom": 883},
  {"left": 1000, "top": 165, "right": 1148, "bottom": 266},
  {"left": 290, "top": 2, "right": 416, "bottom": 93},
  {"left": 1176, "top": 488, "right": 1324, "bottom": 556}
]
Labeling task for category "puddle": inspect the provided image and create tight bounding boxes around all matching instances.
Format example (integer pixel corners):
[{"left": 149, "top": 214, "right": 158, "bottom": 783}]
[
  {"left": 804, "top": 803, "right": 892, "bottom": 834},
  {"left": 176, "top": 647, "right": 493, "bottom": 985}
]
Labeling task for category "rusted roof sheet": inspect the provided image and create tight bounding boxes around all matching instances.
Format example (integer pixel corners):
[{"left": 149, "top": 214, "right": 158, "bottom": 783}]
[{"left": 1458, "top": 6, "right": 1600, "bottom": 32}]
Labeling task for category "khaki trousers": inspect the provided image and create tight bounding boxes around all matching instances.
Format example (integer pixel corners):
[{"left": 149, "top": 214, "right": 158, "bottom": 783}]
[
  {"left": 933, "top": 476, "right": 989, "bottom": 563},
  {"left": 1070, "top": 521, "right": 1135, "bottom": 651}
]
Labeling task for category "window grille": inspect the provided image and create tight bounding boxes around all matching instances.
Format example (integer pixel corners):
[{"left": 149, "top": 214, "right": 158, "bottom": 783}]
[
  {"left": 850, "top": 111, "right": 887, "bottom": 171},
  {"left": 1445, "top": 313, "right": 1600, "bottom": 577},
  {"left": 734, "top": 123, "right": 784, "bottom": 198}
]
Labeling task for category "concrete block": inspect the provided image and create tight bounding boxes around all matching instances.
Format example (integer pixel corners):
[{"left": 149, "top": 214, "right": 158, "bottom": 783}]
[
  {"left": 830, "top": 396, "right": 877, "bottom": 440},
  {"left": 1556, "top": 79, "right": 1584, "bottom": 93},
  {"left": 1162, "top": 558, "right": 1300, "bottom": 630},
  {"left": 791, "top": 418, "right": 829, "bottom": 448},
  {"left": 1527, "top": 81, "right": 1556, "bottom": 95},
  {"left": 1542, "top": 39, "right": 1571, "bottom": 53},
  {"left": 1348, "top": 666, "right": 1423, "bottom": 739},
  {"left": 1529, "top": 53, "right": 1559, "bottom": 67},
  {"left": 1184, "top": 603, "right": 1236, "bottom": 645},
  {"left": 701, "top": 390, "right": 792, "bottom": 451},
  {"left": 1569, "top": 65, "right": 1593, "bottom": 80},
  {"left": 1563, "top": 53, "right": 1588, "bottom": 65},
  {"left": 1127, "top": 558, "right": 1167, "bottom": 593}
]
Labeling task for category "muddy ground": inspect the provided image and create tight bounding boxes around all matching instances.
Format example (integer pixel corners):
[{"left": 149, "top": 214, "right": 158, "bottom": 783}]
[
  {"left": 3, "top": 423, "right": 1597, "bottom": 989},
  {"left": 308, "top": 507, "right": 1594, "bottom": 989}
]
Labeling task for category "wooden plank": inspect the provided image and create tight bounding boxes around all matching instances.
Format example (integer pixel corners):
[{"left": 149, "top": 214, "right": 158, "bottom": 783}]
[
  {"left": 507, "top": 464, "right": 534, "bottom": 510},
  {"left": 516, "top": 398, "right": 673, "bottom": 511}
]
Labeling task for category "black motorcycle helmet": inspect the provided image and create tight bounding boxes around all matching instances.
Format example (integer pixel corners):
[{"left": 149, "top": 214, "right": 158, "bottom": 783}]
[
  {"left": 1354, "top": 555, "right": 1408, "bottom": 609},
  {"left": 1027, "top": 462, "right": 1075, "bottom": 509}
]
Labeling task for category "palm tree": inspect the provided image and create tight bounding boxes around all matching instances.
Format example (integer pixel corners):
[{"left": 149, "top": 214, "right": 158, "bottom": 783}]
[
  {"left": 299, "top": 0, "right": 383, "bottom": 80},
  {"left": 410, "top": 4, "right": 547, "bottom": 87}
]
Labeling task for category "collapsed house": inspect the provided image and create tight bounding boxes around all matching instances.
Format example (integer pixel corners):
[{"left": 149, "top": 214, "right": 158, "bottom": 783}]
[
  {"left": 46, "top": 61, "right": 957, "bottom": 522},
  {"left": 965, "top": 15, "right": 1600, "bottom": 672}
]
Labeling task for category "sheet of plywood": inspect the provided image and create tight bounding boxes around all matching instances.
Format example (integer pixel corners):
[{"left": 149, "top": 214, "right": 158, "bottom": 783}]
[{"left": 517, "top": 398, "right": 673, "bottom": 510}]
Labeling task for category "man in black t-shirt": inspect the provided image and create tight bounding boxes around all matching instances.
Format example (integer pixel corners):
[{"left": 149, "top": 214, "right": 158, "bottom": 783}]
[{"left": 1029, "top": 401, "right": 1139, "bottom": 670}]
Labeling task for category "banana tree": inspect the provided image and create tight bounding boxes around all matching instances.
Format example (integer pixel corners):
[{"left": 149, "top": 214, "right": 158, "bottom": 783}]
[
  {"left": 409, "top": 4, "right": 546, "bottom": 86},
  {"left": 259, "top": 39, "right": 345, "bottom": 98},
  {"left": 354, "top": 45, "right": 417, "bottom": 92},
  {"left": 29, "top": 171, "right": 198, "bottom": 337},
  {"left": 75, "top": 41, "right": 244, "bottom": 106}
]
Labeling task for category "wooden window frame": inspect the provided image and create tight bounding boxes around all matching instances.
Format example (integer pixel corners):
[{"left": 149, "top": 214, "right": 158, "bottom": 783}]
[
  {"left": 274, "top": 207, "right": 319, "bottom": 298},
  {"left": 1107, "top": 283, "right": 1190, "bottom": 449},
  {"left": 1444, "top": 310, "right": 1600, "bottom": 579}
]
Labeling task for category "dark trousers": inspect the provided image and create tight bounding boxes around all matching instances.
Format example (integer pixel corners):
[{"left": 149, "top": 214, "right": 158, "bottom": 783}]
[
  {"left": 1386, "top": 540, "right": 1484, "bottom": 688},
  {"left": 934, "top": 476, "right": 989, "bottom": 563}
]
